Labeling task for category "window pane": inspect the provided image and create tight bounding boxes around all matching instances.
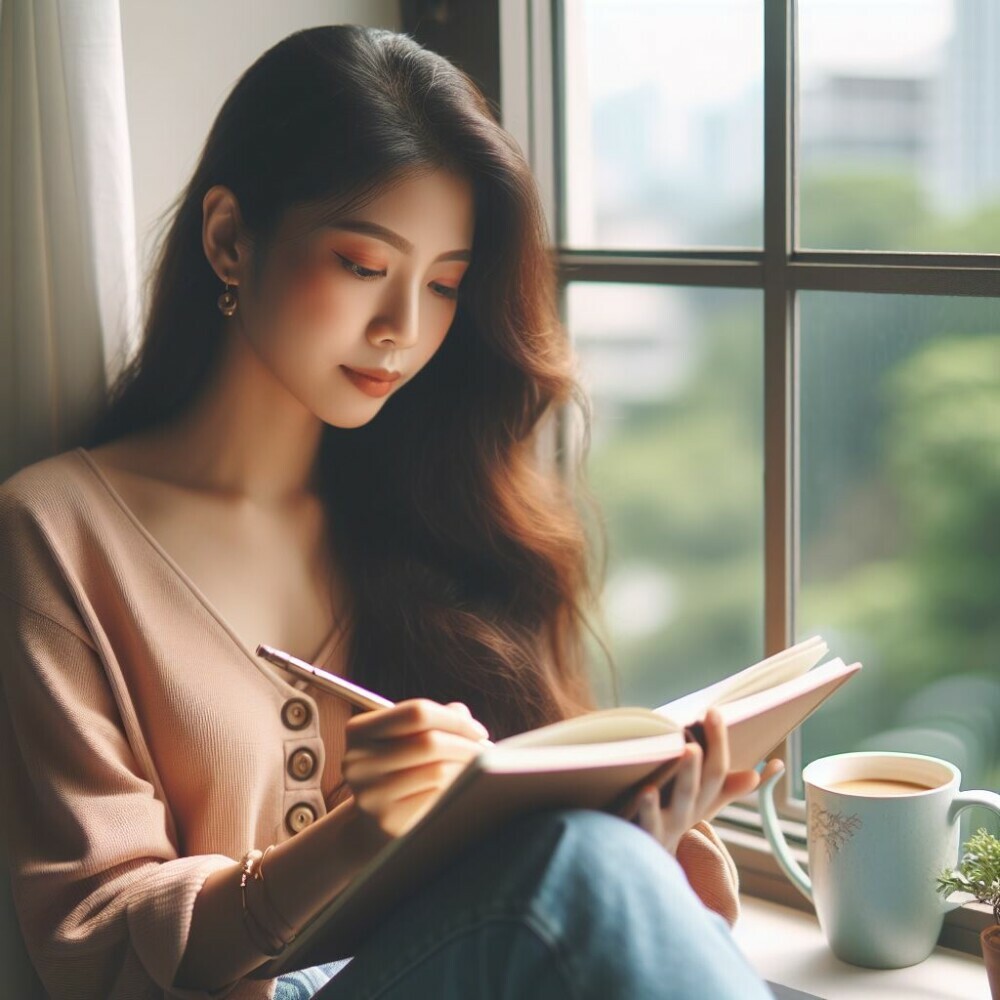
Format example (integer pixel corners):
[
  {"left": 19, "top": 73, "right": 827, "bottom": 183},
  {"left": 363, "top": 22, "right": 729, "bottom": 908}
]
[
  {"left": 797, "top": 293, "right": 1000, "bottom": 821},
  {"left": 799, "top": 1, "right": 1000, "bottom": 252},
  {"left": 567, "top": 284, "right": 764, "bottom": 707},
  {"left": 561, "top": 0, "right": 763, "bottom": 249}
]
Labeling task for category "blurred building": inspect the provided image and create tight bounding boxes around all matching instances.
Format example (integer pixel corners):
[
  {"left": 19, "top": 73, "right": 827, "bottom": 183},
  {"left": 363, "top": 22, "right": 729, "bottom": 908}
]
[
  {"left": 937, "top": 0, "right": 1000, "bottom": 211},
  {"left": 799, "top": 73, "right": 933, "bottom": 175},
  {"left": 798, "top": 0, "right": 1000, "bottom": 216}
]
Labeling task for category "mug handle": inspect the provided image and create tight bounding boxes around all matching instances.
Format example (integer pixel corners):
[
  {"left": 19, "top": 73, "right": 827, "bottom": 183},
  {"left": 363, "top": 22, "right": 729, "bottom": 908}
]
[
  {"left": 940, "top": 790, "right": 1000, "bottom": 913},
  {"left": 948, "top": 788, "right": 1000, "bottom": 825}
]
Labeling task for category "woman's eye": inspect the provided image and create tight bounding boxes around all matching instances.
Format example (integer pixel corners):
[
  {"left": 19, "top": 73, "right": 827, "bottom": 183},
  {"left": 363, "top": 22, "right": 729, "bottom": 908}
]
[
  {"left": 334, "top": 253, "right": 385, "bottom": 280},
  {"left": 432, "top": 283, "right": 460, "bottom": 301}
]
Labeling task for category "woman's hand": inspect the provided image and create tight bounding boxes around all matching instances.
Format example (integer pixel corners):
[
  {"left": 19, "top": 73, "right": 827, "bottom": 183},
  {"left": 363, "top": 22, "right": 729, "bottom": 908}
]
[
  {"left": 341, "top": 698, "right": 490, "bottom": 843},
  {"left": 616, "top": 707, "right": 784, "bottom": 855}
]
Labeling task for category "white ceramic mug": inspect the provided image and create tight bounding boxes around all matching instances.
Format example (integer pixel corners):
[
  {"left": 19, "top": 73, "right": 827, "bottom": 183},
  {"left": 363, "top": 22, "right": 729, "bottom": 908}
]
[{"left": 759, "top": 751, "right": 1000, "bottom": 969}]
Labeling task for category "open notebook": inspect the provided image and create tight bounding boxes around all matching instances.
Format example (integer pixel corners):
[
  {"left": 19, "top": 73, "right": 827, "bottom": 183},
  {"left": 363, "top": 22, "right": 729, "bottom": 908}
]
[{"left": 253, "top": 635, "right": 860, "bottom": 976}]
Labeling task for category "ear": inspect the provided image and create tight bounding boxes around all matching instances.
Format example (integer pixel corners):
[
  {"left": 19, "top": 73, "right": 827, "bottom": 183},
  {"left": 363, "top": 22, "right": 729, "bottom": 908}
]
[{"left": 202, "top": 185, "right": 247, "bottom": 286}]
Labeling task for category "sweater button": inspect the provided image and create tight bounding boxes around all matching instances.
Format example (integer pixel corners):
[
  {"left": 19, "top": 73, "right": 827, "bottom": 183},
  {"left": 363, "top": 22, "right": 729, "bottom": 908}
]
[
  {"left": 281, "top": 698, "right": 311, "bottom": 730},
  {"left": 285, "top": 802, "right": 317, "bottom": 834},
  {"left": 288, "top": 748, "right": 318, "bottom": 781}
]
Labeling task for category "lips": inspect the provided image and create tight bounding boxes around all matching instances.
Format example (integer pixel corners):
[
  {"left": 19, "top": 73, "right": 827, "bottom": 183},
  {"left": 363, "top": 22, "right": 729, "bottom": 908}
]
[{"left": 340, "top": 366, "right": 401, "bottom": 398}]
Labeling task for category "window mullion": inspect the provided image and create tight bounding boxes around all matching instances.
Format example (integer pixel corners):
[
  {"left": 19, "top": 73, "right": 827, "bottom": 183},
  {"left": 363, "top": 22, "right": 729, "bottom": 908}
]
[
  {"left": 763, "top": 0, "right": 795, "bottom": 657},
  {"left": 532, "top": 0, "right": 558, "bottom": 242},
  {"left": 788, "top": 259, "right": 1000, "bottom": 296},
  {"left": 763, "top": 0, "right": 799, "bottom": 813},
  {"left": 555, "top": 255, "right": 763, "bottom": 289}
]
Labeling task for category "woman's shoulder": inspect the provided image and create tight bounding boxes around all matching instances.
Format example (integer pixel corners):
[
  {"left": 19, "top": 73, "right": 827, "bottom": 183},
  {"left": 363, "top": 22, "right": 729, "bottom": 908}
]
[
  {"left": 0, "top": 449, "right": 105, "bottom": 599},
  {"left": 0, "top": 448, "right": 109, "bottom": 580},
  {"left": 0, "top": 447, "right": 93, "bottom": 527},
  {"left": 0, "top": 448, "right": 84, "bottom": 486}
]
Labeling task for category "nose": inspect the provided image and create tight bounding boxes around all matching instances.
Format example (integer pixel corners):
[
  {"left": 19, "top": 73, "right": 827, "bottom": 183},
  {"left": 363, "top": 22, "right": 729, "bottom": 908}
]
[{"left": 366, "top": 280, "right": 420, "bottom": 351}]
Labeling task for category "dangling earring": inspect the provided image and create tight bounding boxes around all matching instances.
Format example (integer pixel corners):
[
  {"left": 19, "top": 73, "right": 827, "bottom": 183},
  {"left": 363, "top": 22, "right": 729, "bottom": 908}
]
[{"left": 217, "top": 280, "right": 238, "bottom": 317}]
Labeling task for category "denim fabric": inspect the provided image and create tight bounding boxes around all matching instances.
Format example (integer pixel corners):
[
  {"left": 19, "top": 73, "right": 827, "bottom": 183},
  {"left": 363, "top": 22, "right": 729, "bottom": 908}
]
[
  {"left": 274, "top": 959, "right": 352, "bottom": 999},
  {"left": 278, "top": 808, "right": 774, "bottom": 999}
]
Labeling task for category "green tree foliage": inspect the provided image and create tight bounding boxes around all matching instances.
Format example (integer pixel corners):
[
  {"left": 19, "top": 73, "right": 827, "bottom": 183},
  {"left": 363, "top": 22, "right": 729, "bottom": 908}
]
[
  {"left": 584, "top": 295, "right": 763, "bottom": 707},
  {"left": 584, "top": 169, "right": 1000, "bottom": 808},
  {"left": 801, "top": 333, "right": 1000, "bottom": 804},
  {"left": 800, "top": 170, "right": 930, "bottom": 250}
]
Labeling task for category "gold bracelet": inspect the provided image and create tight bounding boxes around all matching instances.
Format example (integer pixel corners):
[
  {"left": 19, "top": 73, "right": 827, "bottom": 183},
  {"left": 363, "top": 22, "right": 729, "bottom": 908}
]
[
  {"left": 238, "top": 850, "right": 285, "bottom": 957},
  {"left": 258, "top": 844, "right": 297, "bottom": 942}
]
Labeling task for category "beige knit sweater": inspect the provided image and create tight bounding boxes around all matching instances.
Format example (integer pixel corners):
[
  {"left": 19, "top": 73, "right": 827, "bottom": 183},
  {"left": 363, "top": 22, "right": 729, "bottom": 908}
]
[{"left": 0, "top": 447, "right": 740, "bottom": 1000}]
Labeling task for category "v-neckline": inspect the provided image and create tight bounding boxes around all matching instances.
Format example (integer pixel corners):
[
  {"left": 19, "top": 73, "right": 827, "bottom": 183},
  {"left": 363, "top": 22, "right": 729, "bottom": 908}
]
[{"left": 74, "top": 446, "right": 342, "bottom": 671}]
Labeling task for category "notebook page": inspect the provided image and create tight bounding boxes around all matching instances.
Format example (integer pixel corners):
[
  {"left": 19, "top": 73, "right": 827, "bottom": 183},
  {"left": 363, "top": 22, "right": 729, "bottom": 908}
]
[{"left": 656, "top": 636, "right": 828, "bottom": 723}]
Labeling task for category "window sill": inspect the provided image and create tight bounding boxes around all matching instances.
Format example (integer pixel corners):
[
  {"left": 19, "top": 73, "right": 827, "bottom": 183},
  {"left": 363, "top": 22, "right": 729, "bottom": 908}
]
[{"left": 732, "top": 893, "right": 990, "bottom": 1000}]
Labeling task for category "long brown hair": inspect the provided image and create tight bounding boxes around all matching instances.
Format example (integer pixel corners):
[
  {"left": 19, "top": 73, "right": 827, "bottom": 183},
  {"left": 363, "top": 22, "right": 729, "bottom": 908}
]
[{"left": 86, "top": 25, "right": 610, "bottom": 739}]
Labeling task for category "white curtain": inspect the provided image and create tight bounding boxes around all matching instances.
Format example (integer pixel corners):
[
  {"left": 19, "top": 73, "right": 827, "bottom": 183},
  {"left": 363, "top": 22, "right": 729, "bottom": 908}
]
[{"left": 0, "top": 0, "right": 138, "bottom": 482}]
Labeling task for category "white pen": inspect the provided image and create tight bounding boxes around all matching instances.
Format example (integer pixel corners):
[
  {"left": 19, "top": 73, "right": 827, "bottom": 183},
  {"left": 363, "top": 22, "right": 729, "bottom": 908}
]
[{"left": 255, "top": 643, "right": 493, "bottom": 745}]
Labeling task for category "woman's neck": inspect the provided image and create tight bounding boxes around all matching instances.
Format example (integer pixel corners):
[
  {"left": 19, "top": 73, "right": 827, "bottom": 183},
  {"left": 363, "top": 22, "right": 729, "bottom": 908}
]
[{"left": 121, "top": 330, "right": 325, "bottom": 505}]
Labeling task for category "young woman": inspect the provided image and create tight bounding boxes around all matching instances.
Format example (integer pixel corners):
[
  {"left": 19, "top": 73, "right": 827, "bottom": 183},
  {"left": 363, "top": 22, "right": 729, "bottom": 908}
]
[{"left": 0, "top": 25, "right": 778, "bottom": 1000}]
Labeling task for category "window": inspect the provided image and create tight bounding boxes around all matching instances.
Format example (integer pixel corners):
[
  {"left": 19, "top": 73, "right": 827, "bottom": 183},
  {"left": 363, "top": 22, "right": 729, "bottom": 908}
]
[
  {"left": 570, "top": 283, "right": 764, "bottom": 708},
  {"left": 500, "top": 0, "right": 1000, "bottom": 944}
]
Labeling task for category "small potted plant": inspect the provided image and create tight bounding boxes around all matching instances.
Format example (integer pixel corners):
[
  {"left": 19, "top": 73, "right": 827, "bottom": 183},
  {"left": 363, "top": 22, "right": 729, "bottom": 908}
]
[{"left": 936, "top": 827, "right": 1000, "bottom": 999}]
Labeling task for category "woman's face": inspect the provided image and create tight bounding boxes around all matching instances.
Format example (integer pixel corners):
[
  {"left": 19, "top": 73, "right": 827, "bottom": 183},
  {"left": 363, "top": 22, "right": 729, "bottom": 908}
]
[{"left": 236, "top": 168, "right": 474, "bottom": 428}]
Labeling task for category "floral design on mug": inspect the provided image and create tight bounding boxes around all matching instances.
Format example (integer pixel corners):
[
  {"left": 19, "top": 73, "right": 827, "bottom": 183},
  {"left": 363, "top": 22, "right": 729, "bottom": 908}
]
[{"left": 809, "top": 802, "right": 862, "bottom": 858}]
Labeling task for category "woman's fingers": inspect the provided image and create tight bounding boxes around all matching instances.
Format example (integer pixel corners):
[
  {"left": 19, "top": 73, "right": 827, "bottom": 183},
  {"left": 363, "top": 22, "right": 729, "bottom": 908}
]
[
  {"left": 342, "top": 728, "right": 482, "bottom": 783},
  {"left": 356, "top": 786, "right": 441, "bottom": 840},
  {"left": 644, "top": 743, "right": 702, "bottom": 854},
  {"left": 724, "top": 768, "right": 762, "bottom": 798},
  {"left": 633, "top": 710, "right": 759, "bottom": 852},
  {"left": 704, "top": 758, "right": 787, "bottom": 819},
  {"left": 712, "top": 757, "right": 785, "bottom": 810},
  {"left": 614, "top": 759, "right": 678, "bottom": 821},
  {"left": 351, "top": 758, "right": 468, "bottom": 812},
  {"left": 693, "top": 708, "right": 729, "bottom": 817},
  {"left": 761, "top": 757, "right": 785, "bottom": 782},
  {"left": 671, "top": 742, "right": 701, "bottom": 827},
  {"left": 701, "top": 708, "right": 730, "bottom": 782},
  {"left": 346, "top": 698, "right": 489, "bottom": 744},
  {"left": 342, "top": 698, "right": 493, "bottom": 841},
  {"left": 637, "top": 787, "right": 663, "bottom": 840},
  {"left": 349, "top": 755, "right": 471, "bottom": 839},
  {"left": 631, "top": 727, "right": 790, "bottom": 854}
]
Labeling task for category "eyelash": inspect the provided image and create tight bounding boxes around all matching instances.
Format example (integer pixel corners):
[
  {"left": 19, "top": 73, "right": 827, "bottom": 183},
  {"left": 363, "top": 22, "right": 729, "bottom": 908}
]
[
  {"left": 334, "top": 253, "right": 460, "bottom": 301},
  {"left": 431, "top": 281, "right": 458, "bottom": 302},
  {"left": 336, "top": 254, "right": 384, "bottom": 281}
]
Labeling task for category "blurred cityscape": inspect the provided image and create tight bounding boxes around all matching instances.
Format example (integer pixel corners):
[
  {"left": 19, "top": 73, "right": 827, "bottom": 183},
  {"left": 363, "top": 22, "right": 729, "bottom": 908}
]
[
  {"left": 565, "top": 0, "right": 1000, "bottom": 249},
  {"left": 563, "top": 1, "right": 1000, "bottom": 818}
]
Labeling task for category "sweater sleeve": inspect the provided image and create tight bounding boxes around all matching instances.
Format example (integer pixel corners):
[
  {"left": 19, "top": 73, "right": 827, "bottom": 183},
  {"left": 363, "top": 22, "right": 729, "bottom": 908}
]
[
  {"left": 0, "top": 594, "right": 240, "bottom": 999},
  {"left": 674, "top": 820, "right": 741, "bottom": 926}
]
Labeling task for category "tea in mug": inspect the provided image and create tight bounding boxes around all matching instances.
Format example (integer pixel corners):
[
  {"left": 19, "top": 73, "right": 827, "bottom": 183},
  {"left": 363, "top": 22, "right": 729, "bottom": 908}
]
[{"left": 827, "top": 777, "right": 939, "bottom": 797}]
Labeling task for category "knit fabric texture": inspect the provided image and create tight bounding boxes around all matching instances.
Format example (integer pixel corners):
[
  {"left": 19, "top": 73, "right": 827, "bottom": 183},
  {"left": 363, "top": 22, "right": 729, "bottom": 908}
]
[{"left": 0, "top": 448, "right": 740, "bottom": 999}]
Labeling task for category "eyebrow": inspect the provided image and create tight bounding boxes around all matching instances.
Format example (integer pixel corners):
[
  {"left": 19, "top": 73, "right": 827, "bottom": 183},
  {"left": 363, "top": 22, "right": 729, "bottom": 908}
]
[{"left": 326, "top": 220, "right": 472, "bottom": 263}]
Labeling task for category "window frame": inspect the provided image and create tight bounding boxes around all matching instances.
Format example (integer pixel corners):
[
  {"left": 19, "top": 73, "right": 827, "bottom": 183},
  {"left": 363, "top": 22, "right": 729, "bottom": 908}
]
[{"left": 497, "top": 0, "right": 1000, "bottom": 951}]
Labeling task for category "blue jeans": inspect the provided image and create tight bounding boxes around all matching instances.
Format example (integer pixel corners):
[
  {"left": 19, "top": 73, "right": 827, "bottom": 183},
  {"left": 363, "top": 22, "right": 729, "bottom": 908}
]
[{"left": 274, "top": 808, "right": 773, "bottom": 999}]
